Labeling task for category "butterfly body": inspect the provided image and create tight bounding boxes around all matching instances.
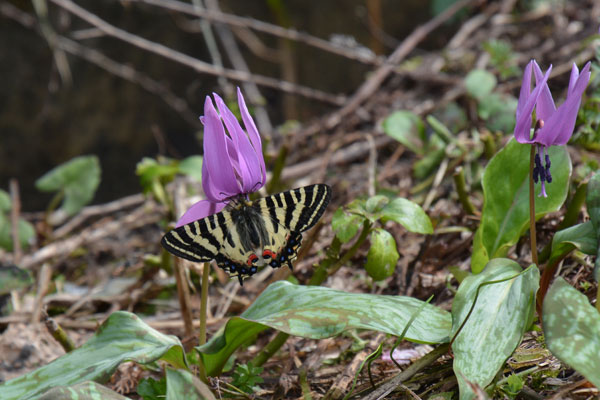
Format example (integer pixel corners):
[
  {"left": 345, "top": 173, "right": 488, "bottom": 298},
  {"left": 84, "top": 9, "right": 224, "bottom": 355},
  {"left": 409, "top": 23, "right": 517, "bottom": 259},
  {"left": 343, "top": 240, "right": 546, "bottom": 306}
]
[{"left": 162, "top": 184, "right": 331, "bottom": 285}]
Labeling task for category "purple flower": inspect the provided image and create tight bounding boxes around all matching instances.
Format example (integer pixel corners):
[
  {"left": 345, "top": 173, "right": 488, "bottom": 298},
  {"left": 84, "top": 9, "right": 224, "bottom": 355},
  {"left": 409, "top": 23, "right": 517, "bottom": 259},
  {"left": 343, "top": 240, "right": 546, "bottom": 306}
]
[
  {"left": 176, "top": 88, "right": 266, "bottom": 227},
  {"left": 514, "top": 60, "right": 591, "bottom": 197}
]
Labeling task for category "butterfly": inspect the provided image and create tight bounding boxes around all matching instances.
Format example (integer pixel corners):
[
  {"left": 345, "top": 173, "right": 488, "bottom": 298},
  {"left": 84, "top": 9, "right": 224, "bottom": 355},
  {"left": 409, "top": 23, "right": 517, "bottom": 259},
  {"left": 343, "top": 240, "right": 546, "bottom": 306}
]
[{"left": 161, "top": 184, "right": 331, "bottom": 285}]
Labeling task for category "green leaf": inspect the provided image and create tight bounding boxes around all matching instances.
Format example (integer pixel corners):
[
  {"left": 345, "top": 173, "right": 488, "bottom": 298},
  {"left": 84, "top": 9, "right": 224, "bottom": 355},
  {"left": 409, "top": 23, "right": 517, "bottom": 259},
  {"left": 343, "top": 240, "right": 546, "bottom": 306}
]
[
  {"left": 380, "top": 197, "right": 433, "bottom": 234},
  {"left": 452, "top": 259, "right": 539, "bottom": 400},
  {"left": 35, "top": 155, "right": 101, "bottom": 216},
  {"left": 543, "top": 278, "right": 600, "bottom": 388},
  {"left": 138, "top": 377, "right": 166, "bottom": 400},
  {"left": 472, "top": 139, "right": 571, "bottom": 273},
  {"left": 39, "top": 381, "right": 131, "bottom": 400},
  {"left": 178, "top": 156, "right": 203, "bottom": 183},
  {"left": 197, "top": 281, "right": 451, "bottom": 376},
  {"left": 166, "top": 368, "right": 216, "bottom": 400},
  {"left": 548, "top": 221, "right": 597, "bottom": 266},
  {"left": 365, "top": 228, "right": 399, "bottom": 281},
  {"left": 0, "top": 311, "right": 187, "bottom": 400},
  {"left": 586, "top": 171, "right": 600, "bottom": 281},
  {"left": 0, "top": 189, "right": 11, "bottom": 212},
  {"left": 382, "top": 110, "right": 426, "bottom": 154},
  {"left": 0, "top": 265, "right": 33, "bottom": 295},
  {"left": 136, "top": 157, "right": 179, "bottom": 193},
  {"left": 365, "top": 195, "right": 389, "bottom": 214},
  {"left": 0, "top": 214, "right": 35, "bottom": 252},
  {"left": 231, "top": 363, "right": 264, "bottom": 394},
  {"left": 331, "top": 208, "right": 362, "bottom": 243},
  {"left": 465, "top": 69, "right": 497, "bottom": 101},
  {"left": 478, "top": 93, "right": 518, "bottom": 133}
]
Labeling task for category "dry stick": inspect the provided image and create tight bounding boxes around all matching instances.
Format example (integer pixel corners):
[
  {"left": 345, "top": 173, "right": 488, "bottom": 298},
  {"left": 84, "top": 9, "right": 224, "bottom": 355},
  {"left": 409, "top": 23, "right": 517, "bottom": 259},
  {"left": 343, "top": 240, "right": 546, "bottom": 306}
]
[
  {"left": 130, "top": 0, "right": 380, "bottom": 66},
  {"left": 43, "top": 309, "right": 76, "bottom": 352},
  {"left": 1, "top": 1, "right": 201, "bottom": 129},
  {"left": 31, "top": 263, "right": 53, "bottom": 323},
  {"left": 325, "top": 332, "right": 386, "bottom": 400},
  {"left": 362, "top": 344, "right": 449, "bottom": 400},
  {"left": 56, "top": 37, "right": 201, "bottom": 128},
  {"left": 48, "top": 0, "right": 345, "bottom": 106},
  {"left": 173, "top": 256, "right": 194, "bottom": 338},
  {"left": 21, "top": 202, "right": 161, "bottom": 269},
  {"left": 320, "top": 0, "right": 476, "bottom": 131},
  {"left": 9, "top": 179, "right": 22, "bottom": 263},
  {"left": 204, "top": 0, "right": 273, "bottom": 137}
]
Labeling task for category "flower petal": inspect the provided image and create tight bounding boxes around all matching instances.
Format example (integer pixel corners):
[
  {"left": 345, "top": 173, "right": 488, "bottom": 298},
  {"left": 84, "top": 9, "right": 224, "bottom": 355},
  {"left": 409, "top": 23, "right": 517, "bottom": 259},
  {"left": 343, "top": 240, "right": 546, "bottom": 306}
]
[
  {"left": 176, "top": 199, "right": 227, "bottom": 227},
  {"left": 536, "top": 62, "right": 590, "bottom": 146},
  {"left": 568, "top": 63, "right": 580, "bottom": 95},
  {"left": 213, "top": 93, "right": 263, "bottom": 193},
  {"left": 201, "top": 96, "right": 241, "bottom": 201},
  {"left": 238, "top": 88, "right": 266, "bottom": 188},
  {"left": 514, "top": 63, "right": 552, "bottom": 143},
  {"left": 532, "top": 61, "right": 556, "bottom": 122}
]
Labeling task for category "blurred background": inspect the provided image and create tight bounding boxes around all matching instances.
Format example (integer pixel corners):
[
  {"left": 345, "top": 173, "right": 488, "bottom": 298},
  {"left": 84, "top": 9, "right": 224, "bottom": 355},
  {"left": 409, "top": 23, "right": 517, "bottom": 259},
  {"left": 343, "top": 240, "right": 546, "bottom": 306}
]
[{"left": 0, "top": 0, "right": 460, "bottom": 212}]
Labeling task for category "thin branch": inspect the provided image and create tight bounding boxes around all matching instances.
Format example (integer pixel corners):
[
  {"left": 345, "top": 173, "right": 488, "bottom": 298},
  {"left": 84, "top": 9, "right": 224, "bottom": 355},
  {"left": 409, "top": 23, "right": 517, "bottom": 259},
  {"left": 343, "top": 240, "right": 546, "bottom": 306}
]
[
  {"left": 204, "top": 0, "right": 273, "bottom": 137},
  {"left": 47, "top": 0, "right": 346, "bottom": 105},
  {"left": 130, "top": 0, "right": 381, "bottom": 66}
]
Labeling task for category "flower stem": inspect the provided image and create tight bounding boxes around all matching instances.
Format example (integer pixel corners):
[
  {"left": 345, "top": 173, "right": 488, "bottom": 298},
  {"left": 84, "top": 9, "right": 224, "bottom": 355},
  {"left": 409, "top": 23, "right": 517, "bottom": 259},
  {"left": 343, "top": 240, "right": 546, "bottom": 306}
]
[
  {"left": 199, "top": 262, "right": 210, "bottom": 345},
  {"left": 251, "top": 331, "right": 290, "bottom": 367},
  {"left": 529, "top": 145, "right": 538, "bottom": 266}
]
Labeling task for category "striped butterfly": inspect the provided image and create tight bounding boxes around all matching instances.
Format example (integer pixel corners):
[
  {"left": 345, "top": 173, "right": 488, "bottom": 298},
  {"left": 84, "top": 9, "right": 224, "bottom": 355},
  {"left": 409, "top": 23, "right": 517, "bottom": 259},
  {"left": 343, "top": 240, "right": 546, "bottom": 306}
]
[{"left": 161, "top": 184, "right": 331, "bottom": 285}]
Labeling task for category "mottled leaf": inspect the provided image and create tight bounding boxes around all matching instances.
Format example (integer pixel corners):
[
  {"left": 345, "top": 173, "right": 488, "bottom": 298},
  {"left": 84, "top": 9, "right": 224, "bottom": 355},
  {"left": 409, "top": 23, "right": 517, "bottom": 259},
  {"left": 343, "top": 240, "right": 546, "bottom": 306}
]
[
  {"left": 465, "top": 69, "right": 497, "bottom": 100},
  {"left": 35, "top": 155, "right": 101, "bottom": 216},
  {"left": 39, "top": 381, "right": 131, "bottom": 400},
  {"left": 543, "top": 278, "right": 600, "bottom": 387},
  {"left": 197, "top": 281, "right": 451, "bottom": 376},
  {"left": 382, "top": 110, "right": 426, "bottom": 154},
  {"left": 586, "top": 172, "right": 600, "bottom": 281},
  {"left": 365, "top": 228, "right": 399, "bottom": 281},
  {"left": 472, "top": 139, "right": 571, "bottom": 272},
  {"left": 452, "top": 259, "right": 539, "bottom": 400},
  {"left": 0, "top": 264, "right": 33, "bottom": 295},
  {"left": 380, "top": 198, "right": 433, "bottom": 234},
  {"left": 0, "top": 311, "right": 187, "bottom": 400},
  {"left": 548, "top": 221, "right": 597, "bottom": 266},
  {"left": 166, "top": 368, "right": 215, "bottom": 400}
]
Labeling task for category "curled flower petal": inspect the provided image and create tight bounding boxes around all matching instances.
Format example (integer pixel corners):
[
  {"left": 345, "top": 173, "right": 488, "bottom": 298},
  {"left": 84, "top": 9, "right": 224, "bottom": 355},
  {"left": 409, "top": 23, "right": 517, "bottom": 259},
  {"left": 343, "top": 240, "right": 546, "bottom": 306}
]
[
  {"left": 536, "top": 62, "right": 591, "bottom": 146},
  {"left": 238, "top": 87, "right": 266, "bottom": 188},
  {"left": 514, "top": 62, "right": 552, "bottom": 143},
  {"left": 176, "top": 200, "right": 227, "bottom": 227},
  {"left": 532, "top": 60, "right": 556, "bottom": 122},
  {"left": 212, "top": 93, "right": 264, "bottom": 193},
  {"left": 201, "top": 96, "right": 241, "bottom": 202}
]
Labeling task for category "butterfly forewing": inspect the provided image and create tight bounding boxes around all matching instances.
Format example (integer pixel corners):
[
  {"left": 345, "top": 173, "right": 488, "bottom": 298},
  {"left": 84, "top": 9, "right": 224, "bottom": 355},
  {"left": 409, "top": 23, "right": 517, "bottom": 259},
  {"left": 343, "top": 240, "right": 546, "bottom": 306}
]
[{"left": 256, "top": 184, "right": 331, "bottom": 233}]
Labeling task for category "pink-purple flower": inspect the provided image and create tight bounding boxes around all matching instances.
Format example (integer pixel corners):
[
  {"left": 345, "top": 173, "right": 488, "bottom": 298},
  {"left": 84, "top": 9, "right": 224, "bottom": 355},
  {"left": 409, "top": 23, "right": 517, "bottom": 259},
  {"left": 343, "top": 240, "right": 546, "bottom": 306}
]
[
  {"left": 176, "top": 88, "right": 266, "bottom": 227},
  {"left": 514, "top": 59, "right": 591, "bottom": 197}
]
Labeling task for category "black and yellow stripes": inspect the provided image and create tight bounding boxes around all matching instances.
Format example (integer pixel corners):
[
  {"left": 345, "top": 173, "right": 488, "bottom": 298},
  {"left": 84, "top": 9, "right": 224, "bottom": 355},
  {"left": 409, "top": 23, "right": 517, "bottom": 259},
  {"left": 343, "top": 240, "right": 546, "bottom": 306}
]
[
  {"left": 161, "top": 184, "right": 332, "bottom": 284},
  {"left": 255, "top": 184, "right": 331, "bottom": 234}
]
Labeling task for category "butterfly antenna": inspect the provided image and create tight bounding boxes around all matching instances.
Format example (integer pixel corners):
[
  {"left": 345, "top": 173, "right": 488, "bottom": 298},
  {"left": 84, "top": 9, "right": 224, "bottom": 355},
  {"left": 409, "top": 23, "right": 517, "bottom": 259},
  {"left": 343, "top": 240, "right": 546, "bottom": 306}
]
[{"left": 237, "top": 275, "right": 244, "bottom": 286}]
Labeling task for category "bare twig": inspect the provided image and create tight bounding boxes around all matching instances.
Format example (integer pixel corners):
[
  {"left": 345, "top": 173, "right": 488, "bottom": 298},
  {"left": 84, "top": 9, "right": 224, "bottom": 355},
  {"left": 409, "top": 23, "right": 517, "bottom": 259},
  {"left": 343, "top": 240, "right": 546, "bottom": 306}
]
[
  {"left": 321, "top": 0, "right": 477, "bottom": 131},
  {"left": 130, "top": 0, "right": 381, "bottom": 66},
  {"left": 21, "top": 201, "right": 162, "bottom": 269},
  {"left": 47, "top": 0, "right": 346, "bottom": 105},
  {"left": 204, "top": 0, "right": 273, "bottom": 138},
  {"left": 31, "top": 263, "right": 53, "bottom": 322},
  {"left": 9, "top": 179, "right": 22, "bottom": 263}
]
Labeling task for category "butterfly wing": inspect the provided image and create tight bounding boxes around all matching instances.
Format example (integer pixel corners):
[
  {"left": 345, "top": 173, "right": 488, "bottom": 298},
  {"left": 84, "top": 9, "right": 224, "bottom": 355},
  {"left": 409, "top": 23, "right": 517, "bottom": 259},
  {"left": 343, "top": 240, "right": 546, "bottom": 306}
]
[
  {"left": 160, "top": 211, "right": 227, "bottom": 263},
  {"left": 161, "top": 184, "right": 331, "bottom": 285},
  {"left": 252, "top": 184, "right": 331, "bottom": 269}
]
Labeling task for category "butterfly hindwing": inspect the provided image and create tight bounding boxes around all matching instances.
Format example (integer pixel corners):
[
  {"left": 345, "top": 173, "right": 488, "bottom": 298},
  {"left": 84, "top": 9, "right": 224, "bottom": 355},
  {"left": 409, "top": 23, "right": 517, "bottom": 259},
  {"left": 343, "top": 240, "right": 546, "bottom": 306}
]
[{"left": 161, "top": 184, "right": 331, "bottom": 285}]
